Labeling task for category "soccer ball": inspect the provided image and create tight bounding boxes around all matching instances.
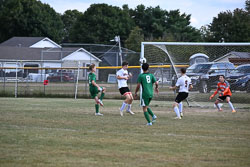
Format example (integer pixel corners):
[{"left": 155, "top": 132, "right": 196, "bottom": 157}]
[{"left": 139, "top": 57, "right": 147, "bottom": 64}]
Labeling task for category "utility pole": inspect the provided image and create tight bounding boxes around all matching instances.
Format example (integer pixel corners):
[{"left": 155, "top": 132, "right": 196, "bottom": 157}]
[{"left": 111, "top": 36, "right": 122, "bottom": 65}]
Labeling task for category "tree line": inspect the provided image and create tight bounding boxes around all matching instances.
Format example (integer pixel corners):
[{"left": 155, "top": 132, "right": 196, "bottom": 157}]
[{"left": 0, "top": 0, "right": 249, "bottom": 52}]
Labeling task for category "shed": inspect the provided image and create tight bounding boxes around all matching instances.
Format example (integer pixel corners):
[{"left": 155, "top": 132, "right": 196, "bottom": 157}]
[{"left": 189, "top": 53, "right": 209, "bottom": 65}]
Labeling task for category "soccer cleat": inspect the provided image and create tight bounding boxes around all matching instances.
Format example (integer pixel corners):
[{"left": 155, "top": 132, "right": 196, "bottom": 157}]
[
  {"left": 219, "top": 108, "right": 223, "bottom": 112},
  {"left": 146, "top": 122, "right": 152, "bottom": 126},
  {"left": 152, "top": 115, "right": 157, "bottom": 123},
  {"left": 98, "top": 99, "right": 104, "bottom": 107},
  {"left": 174, "top": 116, "right": 181, "bottom": 120},
  {"left": 232, "top": 110, "right": 236, "bottom": 113},
  {"left": 180, "top": 112, "right": 183, "bottom": 117},
  {"left": 120, "top": 110, "right": 123, "bottom": 116},
  {"left": 126, "top": 110, "right": 135, "bottom": 115},
  {"left": 95, "top": 113, "right": 103, "bottom": 116}
]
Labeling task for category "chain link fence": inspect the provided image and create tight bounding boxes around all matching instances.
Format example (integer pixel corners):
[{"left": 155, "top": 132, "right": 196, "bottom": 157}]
[{"left": 1, "top": 42, "right": 250, "bottom": 106}]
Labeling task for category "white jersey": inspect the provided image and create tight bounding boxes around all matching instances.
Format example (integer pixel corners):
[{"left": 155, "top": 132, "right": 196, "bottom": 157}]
[
  {"left": 175, "top": 75, "right": 192, "bottom": 93},
  {"left": 116, "top": 68, "right": 129, "bottom": 89}
]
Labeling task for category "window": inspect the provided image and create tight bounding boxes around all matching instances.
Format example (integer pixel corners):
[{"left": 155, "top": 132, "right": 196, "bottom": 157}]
[{"left": 83, "top": 63, "right": 90, "bottom": 78}]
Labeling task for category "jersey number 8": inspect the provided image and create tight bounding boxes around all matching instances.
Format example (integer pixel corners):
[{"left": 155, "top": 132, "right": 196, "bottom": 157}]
[{"left": 146, "top": 76, "right": 151, "bottom": 83}]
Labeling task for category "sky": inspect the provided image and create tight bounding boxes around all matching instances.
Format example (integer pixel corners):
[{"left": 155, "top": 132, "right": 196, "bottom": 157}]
[{"left": 40, "top": 0, "right": 246, "bottom": 29}]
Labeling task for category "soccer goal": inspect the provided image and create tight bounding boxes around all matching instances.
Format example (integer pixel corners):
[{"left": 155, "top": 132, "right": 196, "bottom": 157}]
[{"left": 140, "top": 42, "right": 250, "bottom": 107}]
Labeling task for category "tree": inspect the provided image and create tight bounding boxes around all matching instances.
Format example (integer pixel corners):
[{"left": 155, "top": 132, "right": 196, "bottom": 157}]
[
  {"left": 246, "top": 0, "right": 250, "bottom": 13},
  {"left": 70, "top": 4, "right": 134, "bottom": 44},
  {"left": 124, "top": 26, "right": 143, "bottom": 65},
  {"left": 208, "top": 8, "right": 250, "bottom": 42},
  {"left": 165, "top": 10, "right": 201, "bottom": 42},
  {"left": 0, "top": 0, "right": 64, "bottom": 43},
  {"left": 125, "top": 26, "right": 144, "bottom": 52},
  {"left": 130, "top": 5, "right": 167, "bottom": 40},
  {"left": 61, "top": 10, "right": 83, "bottom": 42},
  {"left": 130, "top": 6, "right": 201, "bottom": 42}
]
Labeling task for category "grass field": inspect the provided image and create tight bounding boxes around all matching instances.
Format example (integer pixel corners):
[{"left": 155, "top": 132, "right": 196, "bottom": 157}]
[{"left": 0, "top": 98, "right": 250, "bottom": 167}]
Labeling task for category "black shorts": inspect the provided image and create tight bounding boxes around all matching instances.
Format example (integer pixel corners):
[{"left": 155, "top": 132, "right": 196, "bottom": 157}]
[
  {"left": 119, "top": 87, "right": 131, "bottom": 96},
  {"left": 175, "top": 92, "right": 189, "bottom": 103},
  {"left": 217, "top": 95, "right": 231, "bottom": 101}
]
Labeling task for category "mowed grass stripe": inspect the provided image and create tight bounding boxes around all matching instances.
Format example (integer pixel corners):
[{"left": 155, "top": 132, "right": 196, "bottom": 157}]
[{"left": 0, "top": 98, "right": 250, "bottom": 167}]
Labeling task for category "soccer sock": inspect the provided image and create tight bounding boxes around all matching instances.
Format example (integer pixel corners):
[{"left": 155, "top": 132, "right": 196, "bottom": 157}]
[
  {"left": 100, "top": 92, "right": 105, "bottom": 100},
  {"left": 144, "top": 111, "right": 151, "bottom": 123},
  {"left": 215, "top": 103, "right": 221, "bottom": 110},
  {"left": 147, "top": 107, "right": 154, "bottom": 117},
  {"left": 127, "top": 104, "right": 132, "bottom": 111},
  {"left": 228, "top": 101, "right": 235, "bottom": 111},
  {"left": 174, "top": 106, "right": 180, "bottom": 118},
  {"left": 95, "top": 104, "right": 99, "bottom": 113},
  {"left": 120, "top": 102, "right": 127, "bottom": 111},
  {"left": 179, "top": 102, "right": 183, "bottom": 113}
]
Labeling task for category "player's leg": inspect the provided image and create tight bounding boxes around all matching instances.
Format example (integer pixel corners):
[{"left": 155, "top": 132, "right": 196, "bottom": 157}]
[
  {"left": 226, "top": 96, "right": 236, "bottom": 112},
  {"left": 98, "top": 87, "right": 105, "bottom": 107},
  {"left": 215, "top": 98, "right": 222, "bottom": 111},
  {"left": 100, "top": 87, "right": 106, "bottom": 100},
  {"left": 147, "top": 107, "right": 157, "bottom": 123},
  {"left": 173, "top": 102, "right": 181, "bottom": 119},
  {"left": 179, "top": 93, "right": 188, "bottom": 117},
  {"left": 173, "top": 94, "right": 181, "bottom": 119},
  {"left": 119, "top": 88, "right": 127, "bottom": 116},
  {"left": 94, "top": 96, "right": 103, "bottom": 116},
  {"left": 179, "top": 102, "right": 183, "bottom": 113},
  {"left": 142, "top": 98, "right": 152, "bottom": 125},
  {"left": 126, "top": 93, "right": 134, "bottom": 114}
]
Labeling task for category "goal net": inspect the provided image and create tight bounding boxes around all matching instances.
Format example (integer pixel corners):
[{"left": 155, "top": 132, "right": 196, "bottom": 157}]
[{"left": 141, "top": 42, "right": 250, "bottom": 108}]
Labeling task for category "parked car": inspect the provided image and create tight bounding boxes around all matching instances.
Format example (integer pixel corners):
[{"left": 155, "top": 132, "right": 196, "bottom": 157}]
[
  {"left": 47, "top": 72, "right": 74, "bottom": 82},
  {"left": 227, "top": 64, "right": 250, "bottom": 93},
  {"left": 25, "top": 73, "right": 49, "bottom": 82},
  {"left": 186, "top": 62, "right": 235, "bottom": 93}
]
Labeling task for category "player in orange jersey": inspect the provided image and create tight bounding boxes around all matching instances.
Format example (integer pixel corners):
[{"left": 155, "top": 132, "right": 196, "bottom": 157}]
[{"left": 210, "top": 75, "right": 236, "bottom": 112}]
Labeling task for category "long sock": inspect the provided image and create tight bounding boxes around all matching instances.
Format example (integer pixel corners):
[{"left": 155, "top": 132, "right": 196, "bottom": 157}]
[
  {"left": 147, "top": 107, "right": 154, "bottom": 117},
  {"left": 100, "top": 92, "right": 105, "bottom": 100},
  {"left": 215, "top": 103, "right": 221, "bottom": 110},
  {"left": 95, "top": 104, "right": 99, "bottom": 113},
  {"left": 144, "top": 111, "right": 151, "bottom": 123},
  {"left": 127, "top": 104, "right": 132, "bottom": 111},
  {"left": 174, "top": 106, "right": 180, "bottom": 118},
  {"left": 120, "top": 102, "right": 127, "bottom": 111},
  {"left": 179, "top": 102, "right": 183, "bottom": 113},
  {"left": 228, "top": 101, "right": 235, "bottom": 111}
]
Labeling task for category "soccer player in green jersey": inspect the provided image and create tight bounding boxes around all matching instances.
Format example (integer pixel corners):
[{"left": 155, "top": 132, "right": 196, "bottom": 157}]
[
  {"left": 134, "top": 63, "right": 159, "bottom": 126},
  {"left": 88, "top": 64, "right": 106, "bottom": 116}
]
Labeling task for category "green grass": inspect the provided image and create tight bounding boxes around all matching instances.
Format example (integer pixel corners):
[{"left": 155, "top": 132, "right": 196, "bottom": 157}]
[{"left": 0, "top": 98, "right": 250, "bottom": 167}]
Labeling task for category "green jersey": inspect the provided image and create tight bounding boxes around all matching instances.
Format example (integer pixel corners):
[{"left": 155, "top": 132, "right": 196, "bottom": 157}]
[
  {"left": 88, "top": 72, "right": 99, "bottom": 98},
  {"left": 88, "top": 72, "right": 96, "bottom": 88},
  {"left": 137, "top": 72, "right": 156, "bottom": 99}
]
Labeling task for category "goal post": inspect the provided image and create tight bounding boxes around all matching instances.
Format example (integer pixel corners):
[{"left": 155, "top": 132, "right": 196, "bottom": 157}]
[{"left": 140, "top": 42, "right": 250, "bottom": 107}]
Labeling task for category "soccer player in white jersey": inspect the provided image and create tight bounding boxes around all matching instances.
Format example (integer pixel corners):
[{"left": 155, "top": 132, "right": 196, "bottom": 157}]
[
  {"left": 169, "top": 68, "right": 193, "bottom": 119},
  {"left": 116, "top": 61, "right": 134, "bottom": 116}
]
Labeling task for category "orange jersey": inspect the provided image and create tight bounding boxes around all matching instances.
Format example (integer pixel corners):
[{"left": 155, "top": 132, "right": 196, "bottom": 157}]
[{"left": 213, "top": 80, "right": 232, "bottom": 96}]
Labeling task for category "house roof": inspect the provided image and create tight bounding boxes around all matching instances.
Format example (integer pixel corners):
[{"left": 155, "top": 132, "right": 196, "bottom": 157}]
[
  {"left": 0, "top": 37, "right": 45, "bottom": 47},
  {"left": 0, "top": 46, "right": 101, "bottom": 62},
  {"left": 62, "top": 48, "right": 101, "bottom": 62},
  {"left": 0, "top": 37, "right": 61, "bottom": 48},
  {"left": 214, "top": 51, "right": 250, "bottom": 62}
]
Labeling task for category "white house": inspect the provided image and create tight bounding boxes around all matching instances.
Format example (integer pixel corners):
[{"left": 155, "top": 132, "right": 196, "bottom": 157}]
[{"left": 0, "top": 37, "right": 102, "bottom": 80}]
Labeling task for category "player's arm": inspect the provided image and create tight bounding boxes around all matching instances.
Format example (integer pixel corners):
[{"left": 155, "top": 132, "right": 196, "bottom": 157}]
[
  {"left": 170, "top": 77, "right": 180, "bottom": 90},
  {"left": 210, "top": 85, "right": 219, "bottom": 100},
  {"left": 155, "top": 81, "right": 159, "bottom": 94},
  {"left": 134, "top": 83, "right": 141, "bottom": 99},
  {"left": 169, "top": 85, "right": 177, "bottom": 90},
  {"left": 223, "top": 81, "right": 230, "bottom": 95},
  {"left": 117, "top": 75, "right": 128, "bottom": 80},
  {"left": 189, "top": 84, "right": 193, "bottom": 90}
]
